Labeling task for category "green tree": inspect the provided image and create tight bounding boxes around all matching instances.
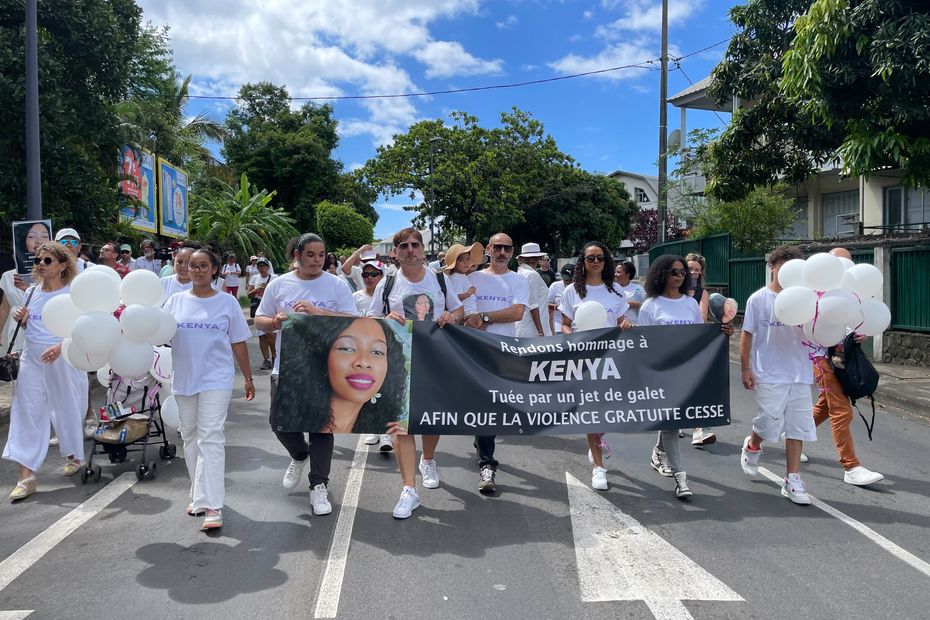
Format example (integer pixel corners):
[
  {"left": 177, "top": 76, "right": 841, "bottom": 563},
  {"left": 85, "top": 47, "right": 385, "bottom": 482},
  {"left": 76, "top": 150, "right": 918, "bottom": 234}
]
[
  {"left": 189, "top": 173, "right": 298, "bottom": 267},
  {"left": 691, "top": 184, "right": 797, "bottom": 253},
  {"left": 315, "top": 200, "right": 374, "bottom": 250}
]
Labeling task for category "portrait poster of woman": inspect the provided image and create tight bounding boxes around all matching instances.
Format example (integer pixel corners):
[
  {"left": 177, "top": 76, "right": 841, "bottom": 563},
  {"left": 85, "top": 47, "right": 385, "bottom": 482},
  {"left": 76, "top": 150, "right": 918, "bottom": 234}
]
[
  {"left": 274, "top": 316, "right": 412, "bottom": 434},
  {"left": 11, "top": 219, "right": 52, "bottom": 275},
  {"left": 403, "top": 293, "right": 434, "bottom": 321}
]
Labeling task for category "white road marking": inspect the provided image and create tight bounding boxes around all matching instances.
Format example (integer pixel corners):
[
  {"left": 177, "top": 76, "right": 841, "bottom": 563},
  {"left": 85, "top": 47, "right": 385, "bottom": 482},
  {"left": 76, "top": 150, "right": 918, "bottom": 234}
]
[
  {"left": 0, "top": 473, "right": 137, "bottom": 592},
  {"left": 758, "top": 467, "right": 930, "bottom": 578},
  {"left": 313, "top": 436, "right": 369, "bottom": 619},
  {"left": 565, "top": 472, "right": 743, "bottom": 619},
  {"left": 0, "top": 611, "right": 34, "bottom": 619}
]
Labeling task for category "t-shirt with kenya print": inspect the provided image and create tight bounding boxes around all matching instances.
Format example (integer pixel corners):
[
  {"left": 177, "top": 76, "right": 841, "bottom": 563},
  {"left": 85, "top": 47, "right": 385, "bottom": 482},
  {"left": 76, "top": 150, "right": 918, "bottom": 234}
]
[{"left": 468, "top": 269, "right": 529, "bottom": 337}]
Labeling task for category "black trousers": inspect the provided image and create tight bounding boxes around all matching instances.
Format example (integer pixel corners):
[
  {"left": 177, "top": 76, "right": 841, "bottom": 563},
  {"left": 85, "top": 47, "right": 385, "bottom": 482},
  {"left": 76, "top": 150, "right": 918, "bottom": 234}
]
[
  {"left": 270, "top": 375, "right": 333, "bottom": 487},
  {"left": 474, "top": 435, "right": 499, "bottom": 470}
]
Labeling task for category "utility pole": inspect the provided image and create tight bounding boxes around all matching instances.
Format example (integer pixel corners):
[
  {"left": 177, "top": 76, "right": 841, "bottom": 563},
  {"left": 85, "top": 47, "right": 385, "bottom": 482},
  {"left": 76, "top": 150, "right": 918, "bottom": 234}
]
[
  {"left": 428, "top": 136, "right": 442, "bottom": 256},
  {"left": 25, "top": 0, "right": 42, "bottom": 220},
  {"left": 656, "top": 0, "right": 668, "bottom": 245}
]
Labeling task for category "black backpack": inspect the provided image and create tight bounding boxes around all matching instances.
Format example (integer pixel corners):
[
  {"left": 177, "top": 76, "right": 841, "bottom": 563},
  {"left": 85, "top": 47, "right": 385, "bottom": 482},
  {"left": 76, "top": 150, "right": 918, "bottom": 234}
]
[
  {"left": 381, "top": 271, "right": 448, "bottom": 315},
  {"left": 829, "top": 333, "right": 880, "bottom": 440}
]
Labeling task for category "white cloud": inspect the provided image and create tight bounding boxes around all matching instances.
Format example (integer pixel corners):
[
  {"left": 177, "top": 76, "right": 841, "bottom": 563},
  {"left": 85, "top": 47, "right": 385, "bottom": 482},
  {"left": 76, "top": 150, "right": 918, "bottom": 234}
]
[
  {"left": 496, "top": 15, "right": 518, "bottom": 29},
  {"left": 414, "top": 41, "right": 504, "bottom": 79},
  {"left": 548, "top": 42, "right": 657, "bottom": 81},
  {"left": 597, "top": 0, "right": 704, "bottom": 36}
]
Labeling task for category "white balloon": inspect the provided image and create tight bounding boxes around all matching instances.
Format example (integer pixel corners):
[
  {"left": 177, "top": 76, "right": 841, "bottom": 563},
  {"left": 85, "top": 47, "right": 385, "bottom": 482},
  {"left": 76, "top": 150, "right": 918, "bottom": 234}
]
[
  {"left": 816, "top": 289, "right": 862, "bottom": 328},
  {"left": 773, "top": 286, "right": 818, "bottom": 326},
  {"left": 86, "top": 264, "right": 122, "bottom": 286},
  {"left": 803, "top": 253, "right": 845, "bottom": 292},
  {"left": 70, "top": 311, "right": 121, "bottom": 355},
  {"left": 147, "top": 309, "right": 178, "bottom": 346},
  {"left": 120, "top": 269, "right": 164, "bottom": 306},
  {"left": 70, "top": 269, "right": 120, "bottom": 313},
  {"left": 859, "top": 298, "right": 891, "bottom": 336},
  {"left": 108, "top": 338, "right": 154, "bottom": 379},
  {"left": 838, "top": 256, "right": 855, "bottom": 271},
  {"left": 96, "top": 364, "right": 112, "bottom": 388},
  {"left": 803, "top": 318, "right": 846, "bottom": 348},
  {"left": 41, "top": 294, "right": 81, "bottom": 338},
  {"left": 150, "top": 346, "right": 173, "bottom": 382},
  {"left": 777, "top": 259, "right": 807, "bottom": 289},
  {"left": 60, "top": 338, "right": 72, "bottom": 364},
  {"left": 842, "top": 263, "right": 883, "bottom": 299},
  {"left": 66, "top": 339, "right": 109, "bottom": 371},
  {"left": 574, "top": 301, "right": 608, "bottom": 331},
  {"left": 160, "top": 395, "right": 180, "bottom": 428},
  {"left": 120, "top": 304, "right": 161, "bottom": 341}
]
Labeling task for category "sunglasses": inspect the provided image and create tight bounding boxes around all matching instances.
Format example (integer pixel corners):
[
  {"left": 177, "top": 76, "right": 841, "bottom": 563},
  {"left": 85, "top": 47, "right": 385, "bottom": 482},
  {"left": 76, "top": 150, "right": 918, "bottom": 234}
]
[
  {"left": 36, "top": 256, "right": 56, "bottom": 265},
  {"left": 397, "top": 241, "right": 422, "bottom": 250},
  {"left": 121, "top": 250, "right": 131, "bottom": 254},
  {"left": 584, "top": 254, "right": 606, "bottom": 263},
  {"left": 58, "top": 238, "right": 79, "bottom": 247},
  {"left": 491, "top": 244, "right": 514, "bottom": 252},
  {"left": 667, "top": 268, "right": 688, "bottom": 277},
  {"left": 362, "top": 271, "right": 382, "bottom": 278}
]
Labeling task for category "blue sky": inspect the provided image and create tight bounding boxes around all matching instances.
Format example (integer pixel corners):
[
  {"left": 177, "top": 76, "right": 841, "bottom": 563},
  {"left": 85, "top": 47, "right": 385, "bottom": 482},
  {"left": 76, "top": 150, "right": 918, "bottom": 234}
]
[{"left": 137, "top": 0, "right": 737, "bottom": 240}]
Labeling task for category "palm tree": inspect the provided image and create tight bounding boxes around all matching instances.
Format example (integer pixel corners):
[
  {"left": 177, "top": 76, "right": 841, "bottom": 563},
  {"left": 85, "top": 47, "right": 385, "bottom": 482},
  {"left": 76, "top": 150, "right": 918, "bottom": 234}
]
[{"left": 190, "top": 173, "right": 298, "bottom": 268}]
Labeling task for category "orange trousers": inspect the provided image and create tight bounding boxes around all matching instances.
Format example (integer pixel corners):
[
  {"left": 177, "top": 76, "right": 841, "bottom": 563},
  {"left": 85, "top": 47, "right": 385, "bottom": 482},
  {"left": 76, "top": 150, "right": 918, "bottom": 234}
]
[{"left": 812, "top": 357, "right": 859, "bottom": 470}]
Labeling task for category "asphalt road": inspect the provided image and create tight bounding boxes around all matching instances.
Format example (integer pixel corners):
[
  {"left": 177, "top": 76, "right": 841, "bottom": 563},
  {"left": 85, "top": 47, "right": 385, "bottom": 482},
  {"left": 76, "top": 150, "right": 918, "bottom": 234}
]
[{"left": 1, "top": 347, "right": 928, "bottom": 620}]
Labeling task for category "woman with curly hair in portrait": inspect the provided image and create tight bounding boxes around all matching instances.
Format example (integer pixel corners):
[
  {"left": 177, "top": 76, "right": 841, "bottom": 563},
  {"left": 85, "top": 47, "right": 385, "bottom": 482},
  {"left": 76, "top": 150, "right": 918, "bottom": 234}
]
[
  {"left": 274, "top": 316, "right": 407, "bottom": 436},
  {"left": 557, "top": 241, "right": 631, "bottom": 492}
]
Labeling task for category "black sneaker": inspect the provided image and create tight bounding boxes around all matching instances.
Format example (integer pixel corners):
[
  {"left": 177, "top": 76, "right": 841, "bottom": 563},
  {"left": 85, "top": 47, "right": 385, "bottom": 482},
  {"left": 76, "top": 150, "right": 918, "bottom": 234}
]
[
  {"left": 478, "top": 466, "right": 496, "bottom": 494},
  {"left": 260, "top": 359, "right": 273, "bottom": 370}
]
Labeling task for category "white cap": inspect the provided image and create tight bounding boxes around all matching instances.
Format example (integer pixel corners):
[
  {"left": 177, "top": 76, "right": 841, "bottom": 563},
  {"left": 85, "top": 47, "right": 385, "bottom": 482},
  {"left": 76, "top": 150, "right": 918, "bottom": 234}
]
[{"left": 54, "top": 228, "right": 80, "bottom": 241}]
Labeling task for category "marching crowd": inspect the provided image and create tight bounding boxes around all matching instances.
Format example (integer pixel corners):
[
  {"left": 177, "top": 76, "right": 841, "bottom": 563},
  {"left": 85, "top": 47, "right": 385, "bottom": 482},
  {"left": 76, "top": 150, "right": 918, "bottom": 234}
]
[{"left": 1, "top": 226, "right": 885, "bottom": 532}]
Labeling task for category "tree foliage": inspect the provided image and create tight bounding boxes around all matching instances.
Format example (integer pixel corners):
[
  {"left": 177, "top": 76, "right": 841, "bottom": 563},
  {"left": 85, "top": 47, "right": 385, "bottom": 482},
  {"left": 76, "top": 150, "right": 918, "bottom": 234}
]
[
  {"left": 627, "top": 209, "right": 687, "bottom": 254},
  {"left": 361, "top": 108, "right": 637, "bottom": 253},
  {"left": 315, "top": 200, "right": 374, "bottom": 250},
  {"left": 691, "top": 184, "right": 797, "bottom": 253},
  {"left": 189, "top": 173, "right": 298, "bottom": 267}
]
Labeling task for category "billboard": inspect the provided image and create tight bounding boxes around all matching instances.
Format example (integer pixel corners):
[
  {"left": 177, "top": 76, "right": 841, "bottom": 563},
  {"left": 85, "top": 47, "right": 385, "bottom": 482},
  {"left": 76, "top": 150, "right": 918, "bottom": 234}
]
[
  {"left": 157, "top": 158, "right": 189, "bottom": 239},
  {"left": 118, "top": 145, "right": 158, "bottom": 233}
]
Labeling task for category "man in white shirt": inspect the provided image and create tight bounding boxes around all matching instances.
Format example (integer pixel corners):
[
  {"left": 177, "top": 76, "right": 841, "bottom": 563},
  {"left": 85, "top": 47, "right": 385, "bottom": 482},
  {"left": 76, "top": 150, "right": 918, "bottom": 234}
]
[
  {"left": 463, "top": 232, "right": 528, "bottom": 494},
  {"left": 54, "top": 228, "right": 88, "bottom": 273},
  {"left": 367, "top": 228, "right": 463, "bottom": 519},
  {"left": 254, "top": 233, "right": 358, "bottom": 517},
  {"left": 118, "top": 244, "right": 134, "bottom": 271},
  {"left": 427, "top": 251, "right": 445, "bottom": 272},
  {"left": 132, "top": 239, "right": 161, "bottom": 274},
  {"left": 514, "top": 242, "right": 550, "bottom": 337}
]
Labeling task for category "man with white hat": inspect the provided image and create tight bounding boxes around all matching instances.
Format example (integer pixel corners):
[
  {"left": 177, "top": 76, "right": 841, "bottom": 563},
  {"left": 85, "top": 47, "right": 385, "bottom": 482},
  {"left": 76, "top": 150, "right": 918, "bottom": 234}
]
[
  {"left": 54, "top": 228, "right": 88, "bottom": 273},
  {"left": 117, "top": 244, "right": 134, "bottom": 272},
  {"left": 515, "top": 242, "right": 551, "bottom": 337}
]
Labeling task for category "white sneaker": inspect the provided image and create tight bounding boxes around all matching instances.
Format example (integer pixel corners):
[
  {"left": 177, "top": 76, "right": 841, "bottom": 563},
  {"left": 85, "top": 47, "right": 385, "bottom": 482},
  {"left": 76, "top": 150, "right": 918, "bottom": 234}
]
[
  {"left": 282, "top": 458, "right": 307, "bottom": 490},
  {"left": 419, "top": 458, "right": 439, "bottom": 489},
  {"left": 691, "top": 429, "right": 717, "bottom": 446},
  {"left": 844, "top": 466, "right": 884, "bottom": 486},
  {"left": 800, "top": 452, "right": 809, "bottom": 463},
  {"left": 782, "top": 473, "right": 812, "bottom": 505},
  {"left": 364, "top": 434, "right": 379, "bottom": 445},
  {"left": 392, "top": 486, "right": 420, "bottom": 519},
  {"left": 650, "top": 447, "right": 673, "bottom": 477},
  {"left": 310, "top": 483, "right": 333, "bottom": 515},
  {"left": 673, "top": 471, "right": 693, "bottom": 498},
  {"left": 379, "top": 435, "right": 394, "bottom": 452},
  {"left": 591, "top": 467, "right": 608, "bottom": 491},
  {"left": 49, "top": 436, "right": 59, "bottom": 447},
  {"left": 740, "top": 436, "right": 762, "bottom": 476}
]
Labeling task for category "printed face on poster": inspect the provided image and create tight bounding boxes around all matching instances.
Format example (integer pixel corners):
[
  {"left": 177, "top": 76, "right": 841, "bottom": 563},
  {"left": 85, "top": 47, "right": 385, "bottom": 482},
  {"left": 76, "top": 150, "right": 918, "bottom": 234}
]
[
  {"left": 157, "top": 158, "right": 189, "bottom": 238},
  {"left": 118, "top": 145, "right": 157, "bottom": 233},
  {"left": 11, "top": 219, "right": 52, "bottom": 275}
]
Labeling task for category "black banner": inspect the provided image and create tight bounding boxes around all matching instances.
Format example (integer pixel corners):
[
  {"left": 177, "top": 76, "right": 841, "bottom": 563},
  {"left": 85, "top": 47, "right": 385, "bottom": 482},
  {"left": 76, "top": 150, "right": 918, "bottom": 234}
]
[{"left": 408, "top": 322, "right": 730, "bottom": 435}]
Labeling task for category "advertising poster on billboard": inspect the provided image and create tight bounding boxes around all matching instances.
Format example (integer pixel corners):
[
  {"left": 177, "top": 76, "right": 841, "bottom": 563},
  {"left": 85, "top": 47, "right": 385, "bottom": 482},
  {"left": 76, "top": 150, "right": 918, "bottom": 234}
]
[
  {"left": 157, "top": 158, "right": 189, "bottom": 238},
  {"left": 118, "top": 145, "right": 158, "bottom": 233}
]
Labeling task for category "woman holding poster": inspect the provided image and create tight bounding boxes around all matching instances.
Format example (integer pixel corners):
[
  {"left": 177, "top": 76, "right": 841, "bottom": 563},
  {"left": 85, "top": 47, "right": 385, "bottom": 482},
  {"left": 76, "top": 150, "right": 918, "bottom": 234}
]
[
  {"left": 557, "top": 241, "right": 631, "bottom": 492},
  {"left": 639, "top": 255, "right": 733, "bottom": 499}
]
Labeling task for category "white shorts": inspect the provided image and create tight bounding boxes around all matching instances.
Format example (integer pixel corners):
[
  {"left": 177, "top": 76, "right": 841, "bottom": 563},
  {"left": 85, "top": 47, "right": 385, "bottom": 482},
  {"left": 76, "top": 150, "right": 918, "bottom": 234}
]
[{"left": 752, "top": 383, "right": 817, "bottom": 443}]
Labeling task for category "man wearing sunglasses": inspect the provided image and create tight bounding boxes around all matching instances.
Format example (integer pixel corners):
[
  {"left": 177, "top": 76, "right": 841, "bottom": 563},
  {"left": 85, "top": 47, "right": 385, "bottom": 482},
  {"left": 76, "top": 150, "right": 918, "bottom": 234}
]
[
  {"left": 54, "top": 228, "right": 88, "bottom": 273},
  {"left": 117, "top": 244, "right": 134, "bottom": 272},
  {"left": 463, "top": 232, "right": 529, "bottom": 495}
]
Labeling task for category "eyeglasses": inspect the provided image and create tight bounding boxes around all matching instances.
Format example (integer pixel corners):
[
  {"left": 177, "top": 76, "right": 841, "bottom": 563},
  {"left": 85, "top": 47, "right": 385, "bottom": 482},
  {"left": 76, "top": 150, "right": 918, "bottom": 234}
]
[
  {"left": 36, "top": 256, "right": 56, "bottom": 265},
  {"left": 397, "top": 241, "right": 422, "bottom": 250},
  {"left": 188, "top": 263, "right": 212, "bottom": 271},
  {"left": 362, "top": 271, "right": 382, "bottom": 278},
  {"left": 58, "top": 239, "right": 79, "bottom": 247},
  {"left": 667, "top": 268, "right": 688, "bottom": 277},
  {"left": 491, "top": 244, "right": 513, "bottom": 252},
  {"left": 584, "top": 254, "right": 606, "bottom": 263},
  {"left": 121, "top": 250, "right": 131, "bottom": 254}
]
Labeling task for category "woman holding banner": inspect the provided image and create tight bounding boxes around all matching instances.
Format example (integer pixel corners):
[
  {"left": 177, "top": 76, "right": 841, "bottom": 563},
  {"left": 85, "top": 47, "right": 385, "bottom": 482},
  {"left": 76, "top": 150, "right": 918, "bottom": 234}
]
[
  {"left": 557, "top": 241, "right": 631, "bottom": 491},
  {"left": 639, "top": 255, "right": 733, "bottom": 499}
]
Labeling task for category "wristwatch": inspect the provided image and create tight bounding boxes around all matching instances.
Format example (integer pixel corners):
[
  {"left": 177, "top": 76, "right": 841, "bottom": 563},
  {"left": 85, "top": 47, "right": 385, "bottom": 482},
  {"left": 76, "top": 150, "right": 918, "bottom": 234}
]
[{"left": 481, "top": 313, "right": 491, "bottom": 325}]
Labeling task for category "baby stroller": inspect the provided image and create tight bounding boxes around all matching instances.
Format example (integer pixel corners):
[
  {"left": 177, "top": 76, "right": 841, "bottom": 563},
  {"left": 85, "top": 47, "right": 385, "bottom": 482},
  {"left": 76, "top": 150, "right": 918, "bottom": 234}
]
[{"left": 81, "top": 370, "right": 177, "bottom": 483}]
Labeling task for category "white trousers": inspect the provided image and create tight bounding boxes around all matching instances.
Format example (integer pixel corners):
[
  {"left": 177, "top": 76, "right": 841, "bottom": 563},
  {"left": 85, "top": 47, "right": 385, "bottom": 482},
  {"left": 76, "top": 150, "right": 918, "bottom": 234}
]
[
  {"left": 2, "top": 347, "right": 88, "bottom": 472},
  {"left": 176, "top": 389, "right": 231, "bottom": 512}
]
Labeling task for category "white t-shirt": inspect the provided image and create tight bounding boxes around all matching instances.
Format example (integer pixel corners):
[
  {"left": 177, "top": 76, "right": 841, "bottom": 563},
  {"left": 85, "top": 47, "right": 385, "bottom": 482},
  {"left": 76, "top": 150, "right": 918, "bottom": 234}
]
[
  {"left": 132, "top": 256, "right": 161, "bottom": 274},
  {"left": 23, "top": 286, "right": 67, "bottom": 349},
  {"left": 353, "top": 289, "right": 374, "bottom": 316},
  {"left": 245, "top": 264, "right": 260, "bottom": 282},
  {"left": 616, "top": 282, "right": 646, "bottom": 322},
  {"left": 367, "top": 269, "right": 462, "bottom": 320},
  {"left": 256, "top": 271, "right": 358, "bottom": 374},
  {"left": 248, "top": 273, "right": 275, "bottom": 298},
  {"left": 345, "top": 264, "right": 364, "bottom": 292},
  {"left": 638, "top": 295, "right": 704, "bottom": 327},
  {"left": 468, "top": 269, "right": 529, "bottom": 337},
  {"left": 447, "top": 272, "right": 477, "bottom": 316},
  {"left": 1, "top": 269, "right": 26, "bottom": 351},
  {"left": 516, "top": 265, "right": 551, "bottom": 337},
  {"left": 743, "top": 287, "right": 813, "bottom": 384},
  {"left": 161, "top": 275, "right": 192, "bottom": 303},
  {"left": 222, "top": 263, "right": 242, "bottom": 288},
  {"left": 548, "top": 280, "right": 566, "bottom": 333},
  {"left": 559, "top": 283, "right": 630, "bottom": 330},
  {"left": 163, "top": 291, "right": 252, "bottom": 396}
]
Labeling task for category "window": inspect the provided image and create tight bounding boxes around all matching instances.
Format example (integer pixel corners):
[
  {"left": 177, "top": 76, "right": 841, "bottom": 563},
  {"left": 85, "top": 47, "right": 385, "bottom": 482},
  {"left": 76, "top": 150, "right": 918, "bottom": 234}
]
[
  {"left": 788, "top": 198, "right": 809, "bottom": 240},
  {"left": 885, "top": 186, "right": 930, "bottom": 231},
  {"left": 821, "top": 190, "right": 859, "bottom": 237},
  {"left": 634, "top": 187, "right": 650, "bottom": 204}
]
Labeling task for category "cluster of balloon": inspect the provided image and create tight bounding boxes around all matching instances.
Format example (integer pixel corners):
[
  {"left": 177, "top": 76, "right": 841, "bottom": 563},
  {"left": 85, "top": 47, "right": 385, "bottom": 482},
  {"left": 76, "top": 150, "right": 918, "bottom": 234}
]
[
  {"left": 42, "top": 267, "right": 177, "bottom": 382},
  {"left": 574, "top": 301, "right": 608, "bottom": 332},
  {"left": 773, "top": 253, "right": 891, "bottom": 348}
]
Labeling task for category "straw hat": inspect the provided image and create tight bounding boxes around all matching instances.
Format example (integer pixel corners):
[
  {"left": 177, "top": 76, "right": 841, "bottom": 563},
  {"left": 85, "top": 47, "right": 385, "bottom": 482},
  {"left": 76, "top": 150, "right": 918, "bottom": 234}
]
[{"left": 442, "top": 242, "right": 485, "bottom": 273}]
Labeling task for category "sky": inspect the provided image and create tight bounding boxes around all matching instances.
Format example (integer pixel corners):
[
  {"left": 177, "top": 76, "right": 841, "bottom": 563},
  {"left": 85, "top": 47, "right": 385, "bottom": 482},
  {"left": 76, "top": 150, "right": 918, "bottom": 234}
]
[{"left": 136, "top": 0, "right": 738, "bottom": 241}]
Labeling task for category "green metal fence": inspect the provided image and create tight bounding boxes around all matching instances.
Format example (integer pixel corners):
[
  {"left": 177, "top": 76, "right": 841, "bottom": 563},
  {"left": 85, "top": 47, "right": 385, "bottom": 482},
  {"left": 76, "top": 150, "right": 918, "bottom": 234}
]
[
  {"left": 891, "top": 246, "right": 930, "bottom": 332},
  {"left": 648, "top": 233, "right": 730, "bottom": 286},
  {"left": 728, "top": 257, "right": 767, "bottom": 312}
]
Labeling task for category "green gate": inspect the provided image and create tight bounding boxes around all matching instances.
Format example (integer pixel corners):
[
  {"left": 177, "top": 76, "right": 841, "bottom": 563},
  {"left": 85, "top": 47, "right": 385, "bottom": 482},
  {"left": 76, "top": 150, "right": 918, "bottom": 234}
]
[{"left": 891, "top": 246, "right": 930, "bottom": 332}]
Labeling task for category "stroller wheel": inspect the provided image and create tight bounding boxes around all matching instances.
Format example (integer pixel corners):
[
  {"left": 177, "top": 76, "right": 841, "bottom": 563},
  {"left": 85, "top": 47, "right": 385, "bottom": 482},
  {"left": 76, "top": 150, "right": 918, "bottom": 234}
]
[
  {"left": 136, "top": 464, "right": 147, "bottom": 481},
  {"left": 168, "top": 444, "right": 177, "bottom": 458},
  {"left": 145, "top": 462, "right": 158, "bottom": 480},
  {"left": 94, "top": 466, "right": 102, "bottom": 482},
  {"left": 80, "top": 468, "right": 89, "bottom": 484}
]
